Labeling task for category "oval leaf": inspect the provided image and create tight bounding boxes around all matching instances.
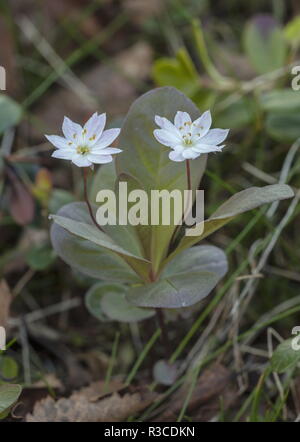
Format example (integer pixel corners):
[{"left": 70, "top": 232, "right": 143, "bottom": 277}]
[
  {"left": 260, "top": 89, "right": 300, "bottom": 113},
  {"left": 85, "top": 282, "right": 109, "bottom": 321},
  {"left": 101, "top": 285, "right": 155, "bottom": 322},
  {"left": 266, "top": 112, "right": 300, "bottom": 142},
  {"left": 127, "top": 246, "right": 227, "bottom": 309},
  {"left": 51, "top": 203, "right": 141, "bottom": 283},
  {"left": 117, "top": 86, "right": 207, "bottom": 270},
  {"left": 86, "top": 282, "right": 154, "bottom": 322},
  {"left": 167, "top": 184, "right": 294, "bottom": 263},
  {"left": 161, "top": 245, "right": 228, "bottom": 280},
  {"left": 0, "top": 384, "right": 22, "bottom": 415},
  {"left": 270, "top": 339, "right": 300, "bottom": 373},
  {"left": 127, "top": 271, "right": 220, "bottom": 309},
  {"left": 244, "top": 14, "right": 287, "bottom": 74}
]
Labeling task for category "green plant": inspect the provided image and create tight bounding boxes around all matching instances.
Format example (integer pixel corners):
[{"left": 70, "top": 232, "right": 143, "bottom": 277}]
[{"left": 49, "top": 87, "right": 293, "bottom": 334}]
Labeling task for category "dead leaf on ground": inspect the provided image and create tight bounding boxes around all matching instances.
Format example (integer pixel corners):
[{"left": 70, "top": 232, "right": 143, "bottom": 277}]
[
  {"left": 5, "top": 166, "right": 35, "bottom": 226},
  {"left": 26, "top": 383, "right": 157, "bottom": 422},
  {"left": 0, "top": 279, "right": 12, "bottom": 327},
  {"left": 154, "top": 363, "right": 238, "bottom": 421}
]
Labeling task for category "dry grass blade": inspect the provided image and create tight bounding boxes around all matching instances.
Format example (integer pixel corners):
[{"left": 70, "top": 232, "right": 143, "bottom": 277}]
[{"left": 0, "top": 279, "right": 12, "bottom": 327}]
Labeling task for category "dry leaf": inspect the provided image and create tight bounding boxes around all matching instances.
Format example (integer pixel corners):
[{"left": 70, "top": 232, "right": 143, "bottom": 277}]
[
  {"left": 154, "top": 363, "right": 236, "bottom": 421},
  {"left": 26, "top": 384, "right": 157, "bottom": 422},
  {"left": 0, "top": 279, "right": 12, "bottom": 327},
  {"left": 5, "top": 166, "right": 35, "bottom": 226}
]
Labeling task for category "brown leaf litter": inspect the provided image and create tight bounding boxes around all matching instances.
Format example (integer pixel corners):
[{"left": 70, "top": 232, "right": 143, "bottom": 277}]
[{"left": 26, "top": 381, "right": 157, "bottom": 422}]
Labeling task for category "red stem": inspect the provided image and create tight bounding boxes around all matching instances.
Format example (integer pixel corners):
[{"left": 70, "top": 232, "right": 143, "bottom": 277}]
[{"left": 186, "top": 159, "right": 191, "bottom": 191}]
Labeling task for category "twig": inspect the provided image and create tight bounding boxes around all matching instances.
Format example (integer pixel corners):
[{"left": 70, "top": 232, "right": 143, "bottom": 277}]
[
  {"left": 9, "top": 298, "right": 81, "bottom": 327},
  {"left": 19, "top": 318, "right": 31, "bottom": 385}
]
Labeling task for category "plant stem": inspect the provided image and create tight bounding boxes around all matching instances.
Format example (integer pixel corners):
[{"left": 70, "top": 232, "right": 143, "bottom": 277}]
[
  {"left": 185, "top": 159, "right": 191, "bottom": 191},
  {"left": 149, "top": 270, "right": 171, "bottom": 355},
  {"left": 83, "top": 167, "right": 104, "bottom": 233},
  {"left": 155, "top": 308, "right": 170, "bottom": 355}
]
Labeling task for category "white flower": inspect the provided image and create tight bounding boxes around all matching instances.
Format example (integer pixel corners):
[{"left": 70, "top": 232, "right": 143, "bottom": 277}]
[
  {"left": 45, "top": 113, "right": 122, "bottom": 167},
  {"left": 154, "top": 110, "right": 229, "bottom": 162}
]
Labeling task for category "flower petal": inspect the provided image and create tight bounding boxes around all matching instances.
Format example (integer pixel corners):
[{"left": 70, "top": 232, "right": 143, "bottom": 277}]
[
  {"left": 174, "top": 111, "right": 192, "bottom": 129},
  {"left": 154, "top": 129, "right": 181, "bottom": 147},
  {"left": 96, "top": 128, "right": 120, "bottom": 148},
  {"left": 45, "top": 135, "right": 72, "bottom": 149},
  {"left": 84, "top": 112, "right": 106, "bottom": 145},
  {"left": 51, "top": 149, "right": 74, "bottom": 160},
  {"left": 92, "top": 147, "right": 122, "bottom": 155},
  {"left": 87, "top": 153, "right": 113, "bottom": 164},
  {"left": 71, "top": 154, "right": 92, "bottom": 167},
  {"left": 182, "top": 148, "right": 200, "bottom": 160},
  {"left": 155, "top": 115, "right": 180, "bottom": 135},
  {"left": 199, "top": 128, "right": 229, "bottom": 145},
  {"left": 169, "top": 150, "right": 185, "bottom": 162},
  {"left": 62, "top": 117, "right": 82, "bottom": 142},
  {"left": 192, "top": 110, "right": 212, "bottom": 137},
  {"left": 192, "top": 143, "right": 224, "bottom": 154}
]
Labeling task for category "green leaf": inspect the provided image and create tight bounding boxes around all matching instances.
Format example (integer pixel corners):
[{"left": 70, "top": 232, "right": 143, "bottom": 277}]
[
  {"left": 90, "top": 161, "right": 117, "bottom": 203},
  {"left": 244, "top": 14, "right": 287, "bottom": 74},
  {"left": 266, "top": 112, "right": 300, "bottom": 142},
  {"left": 85, "top": 282, "right": 154, "bottom": 322},
  {"left": 101, "top": 285, "right": 155, "bottom": 322},
  {"left": 161, "top": 245, "right": 228, "bottom": 279},
  {"left": 284, "top": 15, "right": 300, "bottom": 46},
  {"left": 51, "top": 211, "right": 150, "bottom": 280},
  {"left": 167, "top": 184, "right": 294, "bottom": 262},
  {"left": 215, "top": 96, "right": 256, "bottom": 130},
  {"left": 48, "top": 189, "right": 75, "bottom": 214},
  {"left": 0, "top": 95, "right": 22, "bottom": 134},
  {"left": 270, "top": 339, "right": 300, "bottom": 373},
  {"left": 0, "top": 384, "right": 22, "bottom": 416},
  {"left": 260, "top": 89, "right": 300, "bottom": 113},
  {"left": 51, "top": 202, "right": 142, "bottom": 284},
  {"left": 127, "top": 271, "right": 219, "bottom": 309},
  {"left": 115, "top": 172, "right": 152, "bottom": 258},
  {"left": 26, "top": 244, "right": 56, "bottom": 271},
  {"left": 153, "top": 49, "right": 200, "bottom": 97},
  {"left": 85, "top": 282, "right": 109, "bottom": 321},
  {"left": 117, "top": 86, "right": 207, "bottom": 271},
  {"left": 91, "top": 161, "right": 146, "bottom": 262},
  {"left": 126, "top": 245, "right": 227, "bottom": 308},
  {"left": 0, "top": 356, "right": 19, "bottom": 380}
]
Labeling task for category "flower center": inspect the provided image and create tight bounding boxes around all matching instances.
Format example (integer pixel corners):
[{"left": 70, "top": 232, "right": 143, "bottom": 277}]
[
  {"left": 76, "top": 145, "right": 90, "bottom": 155},
  {"left": 182, "top": 133, "right": 193, "bottom": 147}
]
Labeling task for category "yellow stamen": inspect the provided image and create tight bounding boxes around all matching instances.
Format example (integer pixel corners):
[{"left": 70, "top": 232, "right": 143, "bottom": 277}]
[{"left": 76, "top": 145, "right": 90, "bottom": 155}]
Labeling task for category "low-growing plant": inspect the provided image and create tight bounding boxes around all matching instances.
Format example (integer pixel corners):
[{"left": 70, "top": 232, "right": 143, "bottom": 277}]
[{"left": 48, "top": 86, "right": 293, "bottom": 355}]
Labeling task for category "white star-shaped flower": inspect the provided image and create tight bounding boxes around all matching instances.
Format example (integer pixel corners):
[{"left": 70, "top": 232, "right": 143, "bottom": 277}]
[
  {"left": 154, "top": 110, "right": 229, "bottom": 162},
  {"left": 45, "top": 113, "right": 122, "bottom": 167}
]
